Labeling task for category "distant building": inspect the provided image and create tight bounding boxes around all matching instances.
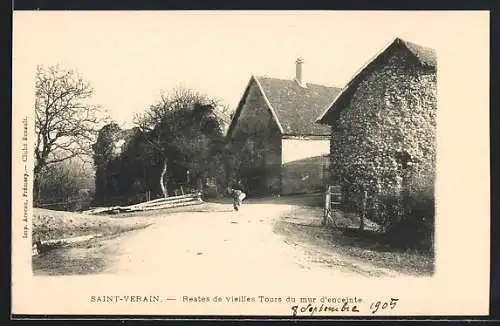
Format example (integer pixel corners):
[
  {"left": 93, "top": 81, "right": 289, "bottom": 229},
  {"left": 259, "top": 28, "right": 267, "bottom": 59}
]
[{"left": 226, "top": 58, "right": 341, "bottom": 195}]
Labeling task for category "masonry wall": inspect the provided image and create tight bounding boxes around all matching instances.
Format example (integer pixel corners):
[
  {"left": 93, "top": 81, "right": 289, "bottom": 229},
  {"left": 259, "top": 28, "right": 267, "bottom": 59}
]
[
  {"left": 229, "top": 80, "right": 282, "bottom": 195},
  {"left": 330, "top": 47, "right": 437, "bottom": 224},
  {"left": 281, "top": 154, "right": 329, "bottom": 195}
]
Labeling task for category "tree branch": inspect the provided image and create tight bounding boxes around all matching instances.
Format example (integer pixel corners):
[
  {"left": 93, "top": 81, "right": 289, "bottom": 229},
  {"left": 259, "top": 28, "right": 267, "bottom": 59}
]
[{"left": 34, "top": 65, "right": 104, "bottom": 178}]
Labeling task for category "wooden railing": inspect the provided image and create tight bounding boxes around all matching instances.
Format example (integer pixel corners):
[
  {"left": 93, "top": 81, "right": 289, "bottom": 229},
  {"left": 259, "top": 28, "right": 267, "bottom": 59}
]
[{"left": 83, "top": 192, "right": 203, "bottom": 215}]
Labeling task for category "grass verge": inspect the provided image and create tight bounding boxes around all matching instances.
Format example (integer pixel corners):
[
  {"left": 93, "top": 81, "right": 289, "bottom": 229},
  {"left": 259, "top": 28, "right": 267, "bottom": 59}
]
[
  {"left": 274, "top": 206, "right": 434, "bottom": 276},
  {"left": 33, "top": 208, "right": 152, "bottom": 247}
]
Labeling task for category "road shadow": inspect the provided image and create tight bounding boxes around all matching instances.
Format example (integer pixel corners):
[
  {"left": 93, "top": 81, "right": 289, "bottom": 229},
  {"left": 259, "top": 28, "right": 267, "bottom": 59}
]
[
  {"left": 32, "top": 246, "right": 110, "bottom": 276},
  {"left": 32, "top": 231, "right": 135, "bottom": 276},
  {"left": 207, "top": 193, "right": 324, "bottom": 208},
  {"left": 113, "top": 202, "right": 235, "bottom": 218}
]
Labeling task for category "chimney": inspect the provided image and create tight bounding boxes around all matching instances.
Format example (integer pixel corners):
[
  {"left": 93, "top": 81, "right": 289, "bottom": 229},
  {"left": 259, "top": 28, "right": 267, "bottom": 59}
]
[{"left": 295, "top": 57, "right": 306, "bottom": 87}]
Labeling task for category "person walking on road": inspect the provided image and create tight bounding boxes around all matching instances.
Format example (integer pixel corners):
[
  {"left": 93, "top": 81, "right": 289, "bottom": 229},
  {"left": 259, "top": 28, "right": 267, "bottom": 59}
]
[
  {"left": 230, "top": 188, "right": 246, "bottom": 211},
  {"left": 229, "top": 180, "right": 246, "bottom": 211}
]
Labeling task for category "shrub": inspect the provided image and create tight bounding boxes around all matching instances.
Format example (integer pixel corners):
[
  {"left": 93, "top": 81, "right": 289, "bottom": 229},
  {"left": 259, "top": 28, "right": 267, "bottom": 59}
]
[
  {"left": 368, "top": 169, "right": 435, "bottom": 251},
  {"left": 368, "top": 190, "right": 403, "bottom": 232},
  {"left": 392, "top": 170, "right": 435, "bottom": 250}
]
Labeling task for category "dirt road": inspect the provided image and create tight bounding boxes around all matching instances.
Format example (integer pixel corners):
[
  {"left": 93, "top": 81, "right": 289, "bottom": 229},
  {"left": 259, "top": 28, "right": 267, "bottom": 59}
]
[{"left": 33, "top": 199, "right": 402, "bottom": 279}]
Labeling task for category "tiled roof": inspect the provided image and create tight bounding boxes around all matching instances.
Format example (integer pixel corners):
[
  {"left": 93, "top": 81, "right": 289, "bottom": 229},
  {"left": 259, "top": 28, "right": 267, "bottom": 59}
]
[
  {"left": 255, "top": 76, "right": 340, "bottom": 136},
  {"left": 317, "top": 37, "right": 437, "bottom": 125},
  {"left": 401, "top": 39, "right": 437, "bottom": 67}
]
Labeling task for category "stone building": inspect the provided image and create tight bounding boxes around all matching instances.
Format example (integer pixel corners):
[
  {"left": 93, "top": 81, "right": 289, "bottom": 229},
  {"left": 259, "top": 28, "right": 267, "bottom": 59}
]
[
  {"left": 226, "top": 58, "right": 340, "bottom": 196},
  {"left": 316, "top": 37, "right": 437, "bottom": 207},
  {"left": 93, "top": 124, "right": 142, "bottom": 205}
]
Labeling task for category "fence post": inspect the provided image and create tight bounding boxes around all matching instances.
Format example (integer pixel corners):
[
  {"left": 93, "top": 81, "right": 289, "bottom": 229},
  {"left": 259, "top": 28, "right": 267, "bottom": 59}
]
[{"left": 323, "top": 185, "right": 331, "bottom": 226}]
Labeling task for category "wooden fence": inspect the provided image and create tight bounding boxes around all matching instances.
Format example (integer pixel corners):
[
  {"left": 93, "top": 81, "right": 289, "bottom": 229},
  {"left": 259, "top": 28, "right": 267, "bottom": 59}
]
[{"left": 83, "top": 192, "right": 203, "bottom": 215}]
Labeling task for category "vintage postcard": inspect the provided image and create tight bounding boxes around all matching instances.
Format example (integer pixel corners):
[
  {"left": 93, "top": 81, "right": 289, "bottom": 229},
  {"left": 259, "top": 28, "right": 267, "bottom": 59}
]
[{"left": 11, "top": 10, "right": 490, "bottom": 317}]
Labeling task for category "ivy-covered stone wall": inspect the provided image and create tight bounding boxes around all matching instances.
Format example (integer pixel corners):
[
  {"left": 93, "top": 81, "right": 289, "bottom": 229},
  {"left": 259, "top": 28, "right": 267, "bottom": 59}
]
[{"left": 330, "top": 47, "right": 437, "bottom": 231}]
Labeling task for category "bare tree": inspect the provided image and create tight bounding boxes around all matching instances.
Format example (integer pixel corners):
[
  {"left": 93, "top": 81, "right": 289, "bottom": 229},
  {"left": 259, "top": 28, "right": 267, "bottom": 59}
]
[
  {"left": 133, "top": 91, "right": 174, "bottom": 198},
  {"left": 134, "top": 87, "right": 226, "bottom": 198},
  {"left": 34, "top": 65, "right": 107, "bottom": 203}
]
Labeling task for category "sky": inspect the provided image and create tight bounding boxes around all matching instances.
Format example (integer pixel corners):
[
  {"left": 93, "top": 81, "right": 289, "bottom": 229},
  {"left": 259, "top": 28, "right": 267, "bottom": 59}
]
[{"left": 13, "top": 11, "right": 485, "bottom": 129}]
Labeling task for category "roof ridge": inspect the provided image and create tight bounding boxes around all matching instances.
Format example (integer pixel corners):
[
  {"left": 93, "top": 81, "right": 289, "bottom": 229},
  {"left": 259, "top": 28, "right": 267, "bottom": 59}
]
[
  {"left": 255, "top": 75, "right": 341, "bottom": 90},
  {"left": 396, "top": 37, "right": 437, "bottom": 66},
  {"left": 255, "top": 74, "right": 340, "bottom": 135},
  {"left": 398, "top": 37, "right": 436, "bottom": 52}
]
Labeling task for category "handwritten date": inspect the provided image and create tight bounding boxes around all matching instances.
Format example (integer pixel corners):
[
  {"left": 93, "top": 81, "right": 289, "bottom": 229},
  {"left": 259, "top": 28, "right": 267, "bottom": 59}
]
[{"left": 370, "top": 298, "right": 399, "bottom": 314}]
